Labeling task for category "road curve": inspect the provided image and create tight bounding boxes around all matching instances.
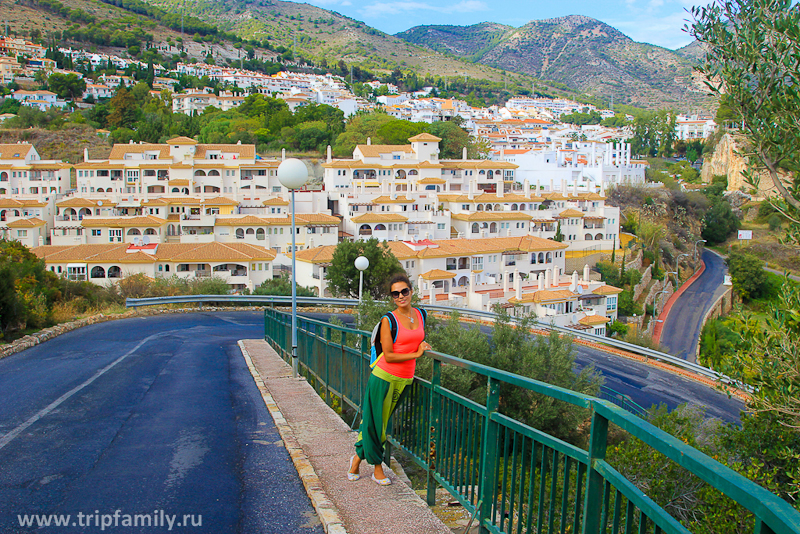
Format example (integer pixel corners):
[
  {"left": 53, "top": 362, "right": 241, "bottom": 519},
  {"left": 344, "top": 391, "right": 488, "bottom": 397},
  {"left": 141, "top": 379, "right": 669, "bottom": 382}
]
[
  {"left": 0, "top": 312, "right": 323, "bottom": 534},
  {"left": 304, "top": 312, "right": 744, "bottom": 423},
  {"left": 659, "top": 249, "right": 729, "bottom": 362}
]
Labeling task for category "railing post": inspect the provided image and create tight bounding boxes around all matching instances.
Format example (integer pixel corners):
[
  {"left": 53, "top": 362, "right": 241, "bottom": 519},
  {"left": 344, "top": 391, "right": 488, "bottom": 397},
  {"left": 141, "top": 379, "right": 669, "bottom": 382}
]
[
  {"left": 426, "top": 358, "right": 442, "bottom": 506},
  {"left": 582, "top": 405, "right": 609, "bottom": 534},
  {"left": 324, "top": 326, "right": 332, "bottom": 405},
  {"left": 478, "top": 376, "right": 500, "bottom": 533}
]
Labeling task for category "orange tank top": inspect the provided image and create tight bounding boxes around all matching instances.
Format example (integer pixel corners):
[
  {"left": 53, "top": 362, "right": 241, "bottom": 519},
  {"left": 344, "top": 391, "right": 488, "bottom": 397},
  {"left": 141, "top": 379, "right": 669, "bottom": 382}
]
[{"left": 375, "top": 309, "right": 425, "bottom": 379}]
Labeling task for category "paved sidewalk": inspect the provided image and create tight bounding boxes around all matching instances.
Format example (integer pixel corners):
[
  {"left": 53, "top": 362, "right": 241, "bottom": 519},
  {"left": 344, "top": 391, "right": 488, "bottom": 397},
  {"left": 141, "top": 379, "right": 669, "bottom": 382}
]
[{"left": 240, "top": 339, "right": 453, "bottom": 534}]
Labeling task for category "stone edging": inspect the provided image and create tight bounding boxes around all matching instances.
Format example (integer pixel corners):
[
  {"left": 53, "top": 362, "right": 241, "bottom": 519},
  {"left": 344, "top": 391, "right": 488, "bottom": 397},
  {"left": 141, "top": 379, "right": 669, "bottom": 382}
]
[
  {"left": 238, "top": 341, "right": 348, "bottom": 534},
  {"left": 652, "top": 261, "right": 707, "bottom": 345}
]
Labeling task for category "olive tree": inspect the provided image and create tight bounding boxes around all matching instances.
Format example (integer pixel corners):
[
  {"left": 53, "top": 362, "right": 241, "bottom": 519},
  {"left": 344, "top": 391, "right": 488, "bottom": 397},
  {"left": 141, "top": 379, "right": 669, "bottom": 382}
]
[{"left": 690, "top": 0, "right": 800, "bottom": 242}]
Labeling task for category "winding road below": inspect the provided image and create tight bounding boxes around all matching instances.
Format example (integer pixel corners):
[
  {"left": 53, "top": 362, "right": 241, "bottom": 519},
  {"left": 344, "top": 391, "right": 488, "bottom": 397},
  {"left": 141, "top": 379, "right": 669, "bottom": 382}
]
[{"left": 659, "top": 249, "right": 729, "bottom": 362}]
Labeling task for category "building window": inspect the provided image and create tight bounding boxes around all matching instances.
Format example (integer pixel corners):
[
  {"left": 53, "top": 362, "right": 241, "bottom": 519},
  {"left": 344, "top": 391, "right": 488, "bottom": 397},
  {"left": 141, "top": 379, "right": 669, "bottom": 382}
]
[
  {"left": 91, "top": 229, "right": 102, "bottom": 236},
  {"left": 607, "top": 296, "right": 617, "bottom": 311}
]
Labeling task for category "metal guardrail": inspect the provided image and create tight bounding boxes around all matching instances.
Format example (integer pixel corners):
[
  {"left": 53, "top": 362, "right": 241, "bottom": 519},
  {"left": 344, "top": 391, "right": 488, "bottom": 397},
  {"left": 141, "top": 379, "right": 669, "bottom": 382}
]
[
  {"left": 264, "top": 307, "right": 800, "bottom": 534},
  {"left": 125, "top": 295, "right": 740, "bottom": 389}
]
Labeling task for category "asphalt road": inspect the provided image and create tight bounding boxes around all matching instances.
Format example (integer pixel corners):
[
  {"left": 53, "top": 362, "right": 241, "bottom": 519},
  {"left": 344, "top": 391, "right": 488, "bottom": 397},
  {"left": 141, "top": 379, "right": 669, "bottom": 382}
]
[
  {"left": 0, "top": 312, "right": 323, "bottom": 534},
  {"left": 306, "top": 312, "right": 744, "bottom": 423},
  {"left": 660, "top": 249, "right": 729, "bottom": 362},
  {"left": 0, "top": 309, "right": 745, "bottom": 534}
]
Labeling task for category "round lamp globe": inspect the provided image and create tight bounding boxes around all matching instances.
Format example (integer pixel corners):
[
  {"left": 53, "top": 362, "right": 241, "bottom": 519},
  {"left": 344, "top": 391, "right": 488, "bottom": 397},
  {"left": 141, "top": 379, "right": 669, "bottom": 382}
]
[
  {"left": 277, "top": 158, "right": 308, "bottom": 190},
  {"left": 355, "top": 256, "right": 369, "bottom": 271}
]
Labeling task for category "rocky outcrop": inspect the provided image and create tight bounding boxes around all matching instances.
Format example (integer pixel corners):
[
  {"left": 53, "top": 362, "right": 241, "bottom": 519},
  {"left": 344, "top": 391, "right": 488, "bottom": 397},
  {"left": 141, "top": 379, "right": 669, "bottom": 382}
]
[{"left": 701, "top": 133, "right": 781, "bottom": 199}]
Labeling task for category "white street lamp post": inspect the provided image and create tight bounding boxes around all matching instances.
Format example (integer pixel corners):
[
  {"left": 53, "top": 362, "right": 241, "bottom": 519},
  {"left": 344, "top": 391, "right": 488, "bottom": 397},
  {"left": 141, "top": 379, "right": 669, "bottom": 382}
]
[
  {"left": 355, "top": 256, "right": 369, "bottom": 304},
  {"left": 278, "top": 158, "right": 309, "bottom": 379},
  {"left": 694, "top": 239, "right": 707, "bottom": 263}
]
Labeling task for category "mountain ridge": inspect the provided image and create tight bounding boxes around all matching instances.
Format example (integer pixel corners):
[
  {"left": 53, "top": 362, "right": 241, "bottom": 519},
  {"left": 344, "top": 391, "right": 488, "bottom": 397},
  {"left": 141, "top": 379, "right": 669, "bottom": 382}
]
[{"left": 396, "top": 15, "right": 711, "bottom": 109}]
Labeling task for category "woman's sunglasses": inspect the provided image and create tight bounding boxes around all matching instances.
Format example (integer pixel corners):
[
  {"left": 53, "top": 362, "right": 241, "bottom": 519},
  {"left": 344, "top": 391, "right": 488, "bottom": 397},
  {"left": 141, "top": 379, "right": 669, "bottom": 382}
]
[{"left": 390, "top": 288, "right": 411, "bottom": 299}]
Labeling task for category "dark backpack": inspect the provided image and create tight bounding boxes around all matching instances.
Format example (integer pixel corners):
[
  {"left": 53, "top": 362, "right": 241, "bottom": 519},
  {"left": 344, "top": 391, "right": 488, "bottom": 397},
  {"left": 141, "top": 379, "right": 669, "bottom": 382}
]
[{"left": 369, "top": 308, "right": 427, "bottom": 369}]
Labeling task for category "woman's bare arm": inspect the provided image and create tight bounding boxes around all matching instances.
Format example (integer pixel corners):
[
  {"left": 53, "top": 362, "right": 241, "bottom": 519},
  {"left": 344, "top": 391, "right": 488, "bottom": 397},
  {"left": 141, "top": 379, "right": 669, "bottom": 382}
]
[{"left": 379, "top": 316, "right": 431, "bottom": 363}]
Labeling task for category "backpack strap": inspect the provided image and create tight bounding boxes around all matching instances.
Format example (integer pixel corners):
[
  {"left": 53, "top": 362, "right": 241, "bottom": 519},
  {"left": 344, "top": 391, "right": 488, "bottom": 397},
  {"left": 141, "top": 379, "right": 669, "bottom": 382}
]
[
  {"left": 385, "top": 312, "right": 399, "bottom": 342},
  {"left": 417, "top": 307, "right": 427, "bottom": 328}
]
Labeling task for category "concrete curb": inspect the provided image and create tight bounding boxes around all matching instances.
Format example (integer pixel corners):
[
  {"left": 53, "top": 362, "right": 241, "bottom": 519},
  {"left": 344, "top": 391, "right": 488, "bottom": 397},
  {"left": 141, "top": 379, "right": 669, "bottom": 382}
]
[
  {"left": 652, "top": 260, "right": 707, "bottom": 345},
  {"left": 238, "top": 341, "right": 348, "bottom": 534}
]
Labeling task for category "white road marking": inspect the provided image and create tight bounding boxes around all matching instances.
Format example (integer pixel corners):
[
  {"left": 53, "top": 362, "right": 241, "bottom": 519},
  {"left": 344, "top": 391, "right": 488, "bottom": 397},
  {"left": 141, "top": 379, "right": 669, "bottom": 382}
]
[{"left": 0, "top": 333, "right": 163, "bottom": 452}]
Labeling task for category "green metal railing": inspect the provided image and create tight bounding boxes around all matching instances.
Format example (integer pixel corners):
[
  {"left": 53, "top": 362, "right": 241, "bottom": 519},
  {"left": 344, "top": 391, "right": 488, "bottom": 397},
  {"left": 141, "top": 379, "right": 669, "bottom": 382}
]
[{"left": 264, "top": 308, "right": 800, "bottom": 534}]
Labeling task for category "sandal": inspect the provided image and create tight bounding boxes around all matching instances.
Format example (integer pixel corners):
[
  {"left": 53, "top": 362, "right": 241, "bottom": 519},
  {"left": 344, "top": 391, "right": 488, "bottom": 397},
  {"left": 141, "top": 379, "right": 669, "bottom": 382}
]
[
  {"left": 371, "top": 473, "right": 392, "bottom": 486},
  {"left": 347, "top": 455, "right": 360, "bottom": 481}
]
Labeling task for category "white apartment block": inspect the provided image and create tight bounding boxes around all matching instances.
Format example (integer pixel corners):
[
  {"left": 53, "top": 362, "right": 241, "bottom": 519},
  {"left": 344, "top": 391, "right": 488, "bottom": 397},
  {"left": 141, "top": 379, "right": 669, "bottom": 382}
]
[
  {"left": 324, "top": 133, "right": 620, "bottom": 253},
  {"left": 295, "top": 237, "right": 620, "bottom": 335},
  {"left": 32, "top": 241, "right": 277, "bottom": 293},
  {"left": 83, "top": 84, "right": 114, "bottom": 100},
  {"left": 493, "top": 140, "right": 645, "bottom": 192},
  {"left": 172, "top": 89, "right": 246, "bottom": 115},
  {"left": 675, "top": 115, "right": 718, "bottom": 140},
  {"left": 11, "top": 90, "right": 67, "bottom": 111}
]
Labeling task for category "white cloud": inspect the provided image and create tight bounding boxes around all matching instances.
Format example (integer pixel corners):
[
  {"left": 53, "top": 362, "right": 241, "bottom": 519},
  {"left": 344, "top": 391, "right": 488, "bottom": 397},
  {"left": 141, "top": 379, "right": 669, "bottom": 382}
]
[{"left": 361, "top": 0, "right": 488, "bottom": 18}]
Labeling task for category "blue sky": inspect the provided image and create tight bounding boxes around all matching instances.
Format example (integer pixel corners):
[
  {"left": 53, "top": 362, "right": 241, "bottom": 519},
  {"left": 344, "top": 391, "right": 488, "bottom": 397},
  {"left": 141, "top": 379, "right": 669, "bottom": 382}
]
[{"left": 296, "top": 0, "right": 706, "bottom": 50}]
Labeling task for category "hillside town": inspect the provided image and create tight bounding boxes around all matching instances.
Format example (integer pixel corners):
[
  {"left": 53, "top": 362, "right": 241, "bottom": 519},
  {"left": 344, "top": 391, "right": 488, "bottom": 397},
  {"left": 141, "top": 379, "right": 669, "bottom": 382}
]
[{"left": 0, "top": 41, "right": 725, "bottom": 336}]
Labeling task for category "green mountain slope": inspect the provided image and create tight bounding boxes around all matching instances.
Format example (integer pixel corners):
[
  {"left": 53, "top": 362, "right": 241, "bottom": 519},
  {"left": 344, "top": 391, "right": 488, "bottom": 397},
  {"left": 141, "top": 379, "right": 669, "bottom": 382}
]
[{"left": 397, "top": 15, "right": 712, "bottom": 109}]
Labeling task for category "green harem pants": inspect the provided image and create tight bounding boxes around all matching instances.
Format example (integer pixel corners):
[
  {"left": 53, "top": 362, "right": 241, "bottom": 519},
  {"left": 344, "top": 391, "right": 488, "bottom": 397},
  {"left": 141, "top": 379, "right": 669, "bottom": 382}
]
[{"left": 354, "top": 365, "right": 413, "bottom": 466}]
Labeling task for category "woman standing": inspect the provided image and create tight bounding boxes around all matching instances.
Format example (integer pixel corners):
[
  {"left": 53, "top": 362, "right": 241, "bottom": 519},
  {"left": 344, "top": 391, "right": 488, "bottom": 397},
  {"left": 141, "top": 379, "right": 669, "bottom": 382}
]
[{"left": 347, "top": 273, "right": 431, "bottom": 485}]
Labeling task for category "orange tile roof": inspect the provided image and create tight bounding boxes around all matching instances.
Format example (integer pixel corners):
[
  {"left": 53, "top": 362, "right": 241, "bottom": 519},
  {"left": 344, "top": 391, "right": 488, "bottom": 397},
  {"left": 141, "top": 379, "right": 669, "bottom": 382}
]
[
  {"left": 591, "top": 284, "right": 623, "bottom": 295},
  {"left": 557, "top": 209, "right": 585, "bottom": 218},
  {"left": 351, "top": 213, "right": 408, "bottom": 223},
  {"left": 420, "top": 269, "right": 456, "bottom": 280},
  {"left": 578, "top": 315, "right": 610, "bottom": 326},
  {"left": 6, "top": 217, "right": 45, "bottom": 227},
  {"left": 408, "top": 133, "right": 442, "bottom": 142}
]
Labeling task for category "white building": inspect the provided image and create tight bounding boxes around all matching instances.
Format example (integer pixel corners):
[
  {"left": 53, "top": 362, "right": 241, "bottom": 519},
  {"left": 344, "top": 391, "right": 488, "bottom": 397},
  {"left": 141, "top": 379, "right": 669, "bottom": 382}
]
[
  {"left": 32, "top": 241, "right": 277, "bottom": 293},
  {"left": 675, "top": 115, "right": 718, "bottom": 140}
]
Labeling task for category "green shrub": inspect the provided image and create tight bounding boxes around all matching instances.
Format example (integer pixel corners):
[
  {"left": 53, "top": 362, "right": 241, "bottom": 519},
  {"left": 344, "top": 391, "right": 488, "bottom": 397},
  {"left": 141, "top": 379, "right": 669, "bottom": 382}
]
[{"left": 767, "top": 213, "right": 782, "bottom": 231}]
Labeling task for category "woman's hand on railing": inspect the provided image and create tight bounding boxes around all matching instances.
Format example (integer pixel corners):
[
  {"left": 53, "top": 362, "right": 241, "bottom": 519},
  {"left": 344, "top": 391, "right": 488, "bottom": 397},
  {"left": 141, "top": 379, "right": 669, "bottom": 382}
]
[{"left": 416, "top": 342, "right": 432, "bottom": 358}]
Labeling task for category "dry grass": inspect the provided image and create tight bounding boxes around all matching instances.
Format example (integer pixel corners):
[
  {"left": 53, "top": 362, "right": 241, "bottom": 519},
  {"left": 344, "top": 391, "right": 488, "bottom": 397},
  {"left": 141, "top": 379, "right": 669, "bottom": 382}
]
[
  {"left": 0, "top": 127, "right": 112, "bottom": 164},
  {"left": 716, "top": 221, "right": 800, "bottom": 276}
]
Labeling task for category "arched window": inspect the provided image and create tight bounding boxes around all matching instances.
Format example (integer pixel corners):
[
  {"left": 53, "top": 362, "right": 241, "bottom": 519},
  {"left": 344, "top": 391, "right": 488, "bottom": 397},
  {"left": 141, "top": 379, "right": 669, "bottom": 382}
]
[
  {"left": 476, "top": 204, "right": 483, "bottom": 211},
  {"left": 91, "top": 266, "right": 106, "bottom": 278},
  {"left": 256, "top": 228, "right": 265, "bottom": 240},
  {"left": 395, "top": 170, "right": 406, "bottom": 179},
  {"left": 481, "top": 222, "right": 488, "bottom": 229},
  {"left": 457, "top": 276, "right": 469, "bottom": 287},
  {"left": 538, "top": 252, "right": 544, "bottom": 263},
  {"left": 359, "top": 224, "right": 372, "bottom": 236},
  {"left": 425, "top": 185, "right": 436, "bottom": 190},
  {"left": 182, "top": 188, "right": 189, "bottom": 195},
  {"left": 97, "top": 188, "right": 104, "bottom": 193},
  {"left": 208, "top": 170, "right": 220, "bottom": 176},
  {"left": 531, "top": 253, "right": 537, "bottom": 264},
  {"left": 585, "top": 234, "right": 593, "bottom": 240},
  {"left": 485, "top": 204, "right": 493, "bottom": 211},
  {"left": 194, "top": 170, "right": 207, "bottom": 177},
  {"left": 546, "top": 252, "right": 552, "bottom": 263},
  {"left": 408, "top": 170, "right": 418, "bottom": 176},
  {"left": 246, "top": 228, "right": 255, "bottom": 235},
  {"left": 511, "top": 203, "right": 518, "bottom": 211},
  {"left": 490, "top": 222, "right": 498, "bottom": 233},
  {"left": 165, "top": 265, "right": 170, "bottom": 272},
  {"left": 108, "top": 266, "right": 122, "bottom": 278},
  {"left": 144, "top": 228, "right": 157, "bottom": 235},
  {"left": 235, "top": 228, "right": 244, "bottom": 239},
  {"left": 374, "top": 224, "right": 386, "bottom": 231},
  {"left": 127, "top": 228, "right": 141, "bottom": 236},
  {"left": 494, "top": 204, "right": 501, "bottom": 211},
  {"left": 172, "top": 188, "right": 180, "bottom": 193},
  {"left": 471, "top": 223, "right": 479, "bottom": 234},
  {"left": 595, "top": 233, "right": 603, "bottom": 241}
]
